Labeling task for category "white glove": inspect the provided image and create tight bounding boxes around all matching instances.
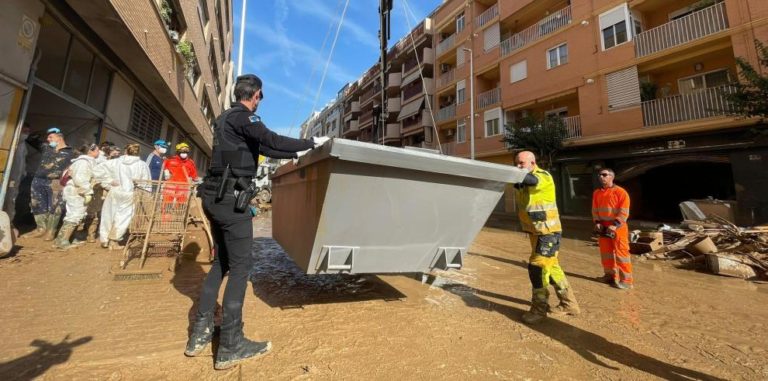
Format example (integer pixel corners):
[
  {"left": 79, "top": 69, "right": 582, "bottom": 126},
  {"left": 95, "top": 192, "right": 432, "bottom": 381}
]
[
  {"left": 163, "top": 169, "right": 171, "bottom": 180},
  {"left": 312, "top": 136, "right": 330, "bottom": 148},
  {"left": 293, "top": 148, "right": 312, "bottom": 165}
]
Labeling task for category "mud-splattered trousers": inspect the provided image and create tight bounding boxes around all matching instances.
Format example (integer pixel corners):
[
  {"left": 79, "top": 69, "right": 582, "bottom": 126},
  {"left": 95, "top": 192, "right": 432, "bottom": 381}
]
[{"left": 30, "top": 177, "right": 64, "bottom": 215}]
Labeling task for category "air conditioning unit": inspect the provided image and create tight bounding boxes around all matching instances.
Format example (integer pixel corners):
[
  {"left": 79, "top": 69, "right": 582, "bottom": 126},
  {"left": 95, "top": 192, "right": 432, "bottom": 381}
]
[{"left": 446, "top": 129, "right": 454, "bottom": 137}]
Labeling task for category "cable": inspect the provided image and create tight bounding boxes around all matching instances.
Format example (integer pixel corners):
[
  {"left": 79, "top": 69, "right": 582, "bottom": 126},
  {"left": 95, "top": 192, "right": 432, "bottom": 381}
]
[
  {"left": 401, "top": 0, "right": 442, "bottom": 153},
  {"left": 286, "top": 0, "right": 343, "bottom": 137},
  {"left": 303, "top": 0, "right": 351, "bottom": 138}
]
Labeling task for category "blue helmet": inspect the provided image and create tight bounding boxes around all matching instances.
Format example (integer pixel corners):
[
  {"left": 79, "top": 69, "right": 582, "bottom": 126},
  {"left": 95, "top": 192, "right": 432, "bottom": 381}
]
[{"left": 153, "top": 139, "right": 169, "bottom": 148}]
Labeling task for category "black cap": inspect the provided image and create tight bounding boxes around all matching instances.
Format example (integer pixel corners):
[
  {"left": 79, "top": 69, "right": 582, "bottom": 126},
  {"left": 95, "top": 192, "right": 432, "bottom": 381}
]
[{"left": 236, "top": 74, "right": 264, "bottom": 99}]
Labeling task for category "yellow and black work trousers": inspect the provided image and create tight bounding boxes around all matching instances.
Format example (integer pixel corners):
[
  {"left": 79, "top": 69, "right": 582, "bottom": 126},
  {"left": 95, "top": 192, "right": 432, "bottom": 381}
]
[{"left": 527, "top": 233, "right": 568, "bottom": 290}]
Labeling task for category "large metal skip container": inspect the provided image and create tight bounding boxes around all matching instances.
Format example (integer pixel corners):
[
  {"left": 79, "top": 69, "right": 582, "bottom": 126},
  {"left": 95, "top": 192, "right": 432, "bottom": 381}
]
[{"left": 270, "top": 139, "right": 528, "bottom": 274}]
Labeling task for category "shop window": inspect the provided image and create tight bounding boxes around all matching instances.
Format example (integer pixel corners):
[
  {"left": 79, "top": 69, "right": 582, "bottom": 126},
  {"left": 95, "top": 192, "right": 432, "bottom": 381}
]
[
  {"left": 36, "top": 15, "right": 71, "bottom": 87},
  {"left": 87, "top": 58, "right": 111, "bottom": 111}
]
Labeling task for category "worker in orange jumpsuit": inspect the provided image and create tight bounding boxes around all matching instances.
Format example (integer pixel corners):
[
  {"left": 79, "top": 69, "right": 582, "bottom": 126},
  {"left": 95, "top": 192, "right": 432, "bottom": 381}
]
[
  {"left": 162, "top": 142, "right": 198, "bottom": 205},
  {"left": 592, "top": 168, "right": 633, "bottom": 289}
]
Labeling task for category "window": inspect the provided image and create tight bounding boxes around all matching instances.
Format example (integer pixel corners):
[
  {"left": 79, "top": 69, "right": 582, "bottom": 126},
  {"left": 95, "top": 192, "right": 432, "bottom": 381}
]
[
  {"left": 600, "top": 4, "right": 631, "bottom": 50},
  {"left": 602, "top": 21, "right": 627, "bottom": 49},
  {"left": 209, "top": 40, "right": 221, "bottom": 96},
  {"left": 36, "top": 14, "right": 71, "bottom": 87},
  {"left": 484, "top": 108, "right": 501, "bottom": 137},
  {"left": 547, "top": 43, "right": 568, "bottom": 69},
  {"left": 545, "top": 107, "right": 568, "bottom": 120},
  {"left": 456, "top": 80, "right": 466, "bottom": 104},
  {"left": 457, "top": 119, "right": 466, "bottom": 143},
  {"left": 456, "top": 44, "right": 466, "bottom": 67},
  {"left": 456, "top": 12, "right": 465, "bottom": 34},
  {"left": 198, "top": 0, "right": 210, "bottom": 37},
  {"left": 678, "top": 69, "right": 731, "bottom": 94},
  {"left": 129, "top": 96, "right": 163, "bottom": 144},
  {"left": 510, "top": 60, "right": 527, "bottom": 83}
]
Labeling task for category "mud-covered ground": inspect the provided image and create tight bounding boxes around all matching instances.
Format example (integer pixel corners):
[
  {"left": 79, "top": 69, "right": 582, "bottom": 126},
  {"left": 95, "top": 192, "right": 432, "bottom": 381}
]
[{"left": 0, "top": 213, "right": 766, "bottom": 380}]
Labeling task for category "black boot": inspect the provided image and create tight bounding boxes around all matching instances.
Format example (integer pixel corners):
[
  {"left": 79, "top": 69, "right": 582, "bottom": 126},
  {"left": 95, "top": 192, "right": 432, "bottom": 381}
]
[
  {"left": 184, "top": 310, "right": 215, "bottom": 357},
  {"left": 214, "top": 319, "right": 271, "bottom": 370}
]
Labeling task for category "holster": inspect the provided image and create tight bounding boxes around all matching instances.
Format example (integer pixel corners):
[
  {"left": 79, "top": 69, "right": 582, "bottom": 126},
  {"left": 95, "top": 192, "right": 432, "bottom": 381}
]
[{"left": 234, "top": 177, "right": 257, "bottom": 213}]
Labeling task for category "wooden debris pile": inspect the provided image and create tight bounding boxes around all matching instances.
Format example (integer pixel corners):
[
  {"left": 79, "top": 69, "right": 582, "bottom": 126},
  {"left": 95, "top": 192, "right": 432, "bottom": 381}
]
[{"left": 634, "top": 216, "right": 768, "bottom": 280}]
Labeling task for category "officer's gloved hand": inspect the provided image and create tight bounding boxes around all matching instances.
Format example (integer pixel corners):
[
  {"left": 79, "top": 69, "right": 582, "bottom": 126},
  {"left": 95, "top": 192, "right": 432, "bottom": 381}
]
[
  {"left": 293, "top": 148, "right": 312, "bottom": 165},
  {"left": 312, "top": 136, "right": 330, "bottom": 148}
]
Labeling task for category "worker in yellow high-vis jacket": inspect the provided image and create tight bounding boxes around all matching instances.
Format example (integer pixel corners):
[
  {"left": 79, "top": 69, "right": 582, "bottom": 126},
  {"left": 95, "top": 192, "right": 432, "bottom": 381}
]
[{"left": 513, "top": 151, "right": 580, "bottom": 324}]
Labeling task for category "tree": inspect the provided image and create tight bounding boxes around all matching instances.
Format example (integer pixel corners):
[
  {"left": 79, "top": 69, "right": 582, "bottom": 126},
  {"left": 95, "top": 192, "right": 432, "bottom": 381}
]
[
  {"left": 502, "top": 114, "right": 568, "bottom": 168},
  {"left": 726, "top": 39, "right": 768, "bottom": 120}
]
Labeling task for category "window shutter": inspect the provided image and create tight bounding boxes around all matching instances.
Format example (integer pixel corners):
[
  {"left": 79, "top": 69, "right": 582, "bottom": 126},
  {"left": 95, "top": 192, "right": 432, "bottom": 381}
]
[
  {"left": 510, "top": 60, "right": 527, "bottom": 83},
  {"left": 599, "top": 4, "right": 628, "bottom": 30},
  {"left": 457, "top": 45, "right": 465, "bottom": 66},
  {"left": 483, "top": 23, "right": 500, "bottom": 51},
  {"left": 605, "top": 66, "right": 641, "bottom": 109}
]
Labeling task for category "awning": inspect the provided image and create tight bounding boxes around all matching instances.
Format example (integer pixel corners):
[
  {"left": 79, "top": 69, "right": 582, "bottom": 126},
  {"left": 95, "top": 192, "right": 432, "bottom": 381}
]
[{"left": 397, "top": 97, "right": 424, "bottom": 121}]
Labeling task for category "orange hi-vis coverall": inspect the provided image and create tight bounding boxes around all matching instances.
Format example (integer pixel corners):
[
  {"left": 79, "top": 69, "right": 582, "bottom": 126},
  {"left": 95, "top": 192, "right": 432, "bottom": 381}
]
[
  {"left": 162, "top": 156, "right": 198, "bottom": 204},
  {"left": 592, "top": 185, "right": 632, "bottom": 286}
]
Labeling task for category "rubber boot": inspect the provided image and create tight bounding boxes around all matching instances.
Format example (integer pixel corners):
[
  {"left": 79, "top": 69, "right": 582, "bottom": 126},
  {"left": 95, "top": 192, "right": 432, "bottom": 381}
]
[
  {"left": 30, "top": 214, "right": 49, "bottom": 237},
  {"left": 44, "top": 213, "right": 61, "bottom": 241},
  {"left": 550, "top": 285, "right": 581, "bottom": 317},
  {"left": 522, "top": 288, "right": 549, "bottom": 325},
  {"left": 184, "top": 310, "right": 215, "bottom": 357},
  {"left": 214, "top": 319, "right": 271, "bottom": 370},
  {"left": 83, "top": 216, "right": 98, "bottom": 243},
  {"left": 53, "top": 222, "right": 77, "bottom": 249}
]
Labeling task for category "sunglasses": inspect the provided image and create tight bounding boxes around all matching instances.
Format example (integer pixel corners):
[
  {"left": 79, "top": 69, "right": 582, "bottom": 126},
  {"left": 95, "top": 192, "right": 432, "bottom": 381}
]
[{"left": 599, "top": 173, "right": 612, "bottom": 177}]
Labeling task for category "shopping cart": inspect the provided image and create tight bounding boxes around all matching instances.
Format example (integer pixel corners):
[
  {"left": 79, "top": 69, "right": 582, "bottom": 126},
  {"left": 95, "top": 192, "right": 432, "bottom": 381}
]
[{"left": 120, "top": 179, "right": 212, "bottom": 270}]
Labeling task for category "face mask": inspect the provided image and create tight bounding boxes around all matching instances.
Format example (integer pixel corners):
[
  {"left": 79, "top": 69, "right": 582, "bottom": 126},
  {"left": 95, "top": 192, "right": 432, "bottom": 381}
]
[
  {"left": 49, "top": 141, "right": 58, "bottom": 148},
  {"left": 179, "top": 153, "right": 188, "bottom": 159},
  {"left": 158, "top": 147, "right": 167, "bottom": 154}
]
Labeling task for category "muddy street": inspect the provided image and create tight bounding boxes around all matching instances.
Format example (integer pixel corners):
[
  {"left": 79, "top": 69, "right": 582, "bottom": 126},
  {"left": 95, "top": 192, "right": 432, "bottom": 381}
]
[{"left": 0, "top": 214, "right": 766, "bottom": 380}]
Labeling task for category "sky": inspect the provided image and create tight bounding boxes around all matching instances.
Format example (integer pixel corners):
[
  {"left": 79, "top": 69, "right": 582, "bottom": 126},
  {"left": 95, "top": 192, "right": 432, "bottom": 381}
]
[{"left": 232, "top": 0, "right": 444, "bottom": 137}]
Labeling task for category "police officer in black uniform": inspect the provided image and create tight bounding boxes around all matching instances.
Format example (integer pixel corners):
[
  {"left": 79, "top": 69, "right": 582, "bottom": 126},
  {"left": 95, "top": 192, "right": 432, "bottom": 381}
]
[{"left": 184, "top": 74, "right": 327, "bottom": 370}]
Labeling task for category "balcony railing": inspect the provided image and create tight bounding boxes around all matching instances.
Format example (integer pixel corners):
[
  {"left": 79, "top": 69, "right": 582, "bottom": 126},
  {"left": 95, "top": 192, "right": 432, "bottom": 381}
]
[
  {"left": 562, "top": 115, "right": 582, "bottom": 138},
  {"left": 641, "top": 84, "right": 736, "bottom": 127},
  {"left": 436, "top": 103, "right": 456, "bottom": 122},
  {"left": 635, "top": 2, "right": 728, "bottom": 58},
  {"left": 402, "top": 82, "right": 424, "bottom": 102},
  {"left": 477, "top": 87, "right": 501, "bottom": 109},
  {"left": 343, "top": 120, "right": 359, "bottom": 134},
  {"left": 476, "top": 4, "right": 499, "bottom": 29},
  {"left": 436, "top": 34, "right": 456, "bottom": 56},
  {"left": 438, "top": 68, "right": 455, "bottom": 88},
  {"left": 441, "top": 141, "right": 456, "bottom": 156},
  {"left": 500, "top": 6, "right": 572, "bottom": 57}
]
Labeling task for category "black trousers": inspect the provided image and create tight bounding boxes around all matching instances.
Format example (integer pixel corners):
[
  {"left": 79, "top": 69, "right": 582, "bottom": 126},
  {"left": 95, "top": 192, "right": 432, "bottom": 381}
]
[{"left": 195, "top": 186, "right": 253, "bottom": 325}]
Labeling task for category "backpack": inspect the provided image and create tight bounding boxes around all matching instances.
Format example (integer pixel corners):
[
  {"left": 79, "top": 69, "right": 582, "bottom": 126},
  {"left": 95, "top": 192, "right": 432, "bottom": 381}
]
[{"left": 59, "top": 167, "right": 71, "bottom": 187}]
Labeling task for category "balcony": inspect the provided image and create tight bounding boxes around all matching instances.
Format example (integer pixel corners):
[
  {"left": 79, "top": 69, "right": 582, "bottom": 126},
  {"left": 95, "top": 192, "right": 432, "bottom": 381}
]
[
  {"left": 476, "top": 3, "right": 499, "bottom": 29},
  {"left": 402, "top": 110, "right": 434, "bottom": 130},
  {"left": 562, "top": 115, "right": 582, "bottom": 139},
  {"left": 634, "top": 2, "right": 728, "bottom": 58},
  {"left": 344, "top": 100, "right": 360, "bottom": 114},
  {"left": 388, "top": 97, "right": 401, "bottom": 113},
  {"left": 388, "top": 72, "right": 402, "bottom": 89},
  {"left": 500, "top": 6, "right": 572, "bottom": 58},
  {"left": 440, "top": 141, "right": 456, "bottom": 156},
  {"left": 436, "top": 103, "right": 457, "bottom": 122},
  {"left": 477, "top": 87, "right": 501, "bottom": 109},
  {"left": 641, "top": 84, "right": 735, "bottom": 127},
  {"left": 437, "top": 34, "right": 456, "bottom": 56},
  {"left": 343, "top": 120, "right": 359, "bottom": 135},
  {"left": 402, "top": 48, "right": 434, "bottom": 74},
  {"left": 384, "top": 123, "right": 401, "bottom": 139},
  {"left": 402, "top": 82, "right": 424, "bottom": 102},
  {"left": 438, "top": 68, "right": 455, "bottom": 88}
]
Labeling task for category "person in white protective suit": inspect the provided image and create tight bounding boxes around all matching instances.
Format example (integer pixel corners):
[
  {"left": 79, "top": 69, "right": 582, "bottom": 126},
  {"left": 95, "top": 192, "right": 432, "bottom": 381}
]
[
  {"left": 98, "top": 143, "right": 150, "bottom": 249},
  {"left": 54, "top": 144, "right": 101, "bottom": 249}
]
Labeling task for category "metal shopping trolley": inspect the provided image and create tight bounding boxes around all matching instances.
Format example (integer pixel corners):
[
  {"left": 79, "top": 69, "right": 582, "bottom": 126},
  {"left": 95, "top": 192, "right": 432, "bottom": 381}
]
[{"left": 120, "top": 179, "right": 212, "bottom": 271}]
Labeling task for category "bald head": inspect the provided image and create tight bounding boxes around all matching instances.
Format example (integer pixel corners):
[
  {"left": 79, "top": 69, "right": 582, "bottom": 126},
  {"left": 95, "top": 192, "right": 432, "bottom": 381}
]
[{"left": 515, "top": 151, "right": 536, "bottom": 171}]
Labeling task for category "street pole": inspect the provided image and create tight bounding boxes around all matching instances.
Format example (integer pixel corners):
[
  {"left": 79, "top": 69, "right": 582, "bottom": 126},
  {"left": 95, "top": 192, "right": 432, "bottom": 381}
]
[
  {"left": 236, "top": 0, "right": 247, "bottom": 76},
  {"left": 462, "top": 47, "right": 474, "bottom": 160}
]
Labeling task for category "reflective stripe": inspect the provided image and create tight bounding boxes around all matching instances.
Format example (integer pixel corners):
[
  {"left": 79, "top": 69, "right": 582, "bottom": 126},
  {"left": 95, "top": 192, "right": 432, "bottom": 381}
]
[
  {"left": 527, "top": 202, "right": 558, "bottom": 212},
  {"left": 616, "top": 256, "right": 632, "bottom": 263}
]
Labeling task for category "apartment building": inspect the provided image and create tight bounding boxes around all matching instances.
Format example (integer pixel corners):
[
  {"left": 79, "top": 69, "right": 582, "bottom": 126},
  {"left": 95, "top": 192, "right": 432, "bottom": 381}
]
[
  {"left": 0, "top": 0, "right": 232, "bottom": 224},
  {"left": 301, "top": 84, "right": 348, "bottom": 139},
  {"left": 339, "top": 19, "right": 436, "bottom": 147},
  {"left": 431, "top": 0, "right": 768, "bottom": 224}
]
